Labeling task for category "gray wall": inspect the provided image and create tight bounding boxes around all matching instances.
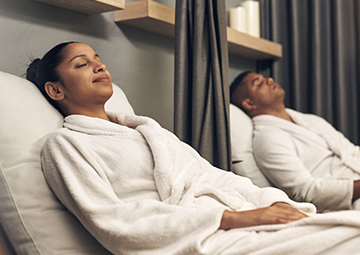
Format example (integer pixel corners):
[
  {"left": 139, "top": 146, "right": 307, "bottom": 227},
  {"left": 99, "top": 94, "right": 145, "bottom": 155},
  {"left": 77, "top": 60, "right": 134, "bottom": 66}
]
[
  {"left": 227, "top": 0, "right": 257, "bottom": 81},
  {"left": 0, "top": 0, "right": 255, "bottom": 131}
]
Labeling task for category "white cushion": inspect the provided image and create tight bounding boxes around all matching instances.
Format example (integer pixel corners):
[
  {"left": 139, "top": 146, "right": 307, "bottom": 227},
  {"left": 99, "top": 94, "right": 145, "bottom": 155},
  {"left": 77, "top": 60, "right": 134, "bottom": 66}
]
[
  {"left": 229, "top": 104, "right": 271, "bottom": 187},
  {"left": 0, "top": 71, "right": 134, "bottom": 254}
]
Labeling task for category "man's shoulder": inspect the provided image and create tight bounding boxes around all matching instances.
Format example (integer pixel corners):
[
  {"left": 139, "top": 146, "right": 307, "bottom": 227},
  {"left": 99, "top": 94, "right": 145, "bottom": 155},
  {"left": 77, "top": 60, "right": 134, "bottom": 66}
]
[
  {"left": 253, "top": 117, "right": 294, "bottom": 149},
  {"left": 253, "top": 115, "right": 290, "bottom": 136},
  {"left": 286, "top": 108, "right": 328, "bottom": 123},
  {"left": 254, "top": 126, "right": 289, "bottom": 142}
]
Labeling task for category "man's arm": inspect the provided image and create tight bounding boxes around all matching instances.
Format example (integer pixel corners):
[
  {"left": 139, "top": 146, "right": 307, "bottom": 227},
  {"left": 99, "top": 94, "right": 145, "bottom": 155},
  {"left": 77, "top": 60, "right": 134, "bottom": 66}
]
[
  {"left": 253, "top": 128, "right": 353, "bottom": 212},
  {"left": 219, "top": 203, "right": 308, "bottom": 230}
]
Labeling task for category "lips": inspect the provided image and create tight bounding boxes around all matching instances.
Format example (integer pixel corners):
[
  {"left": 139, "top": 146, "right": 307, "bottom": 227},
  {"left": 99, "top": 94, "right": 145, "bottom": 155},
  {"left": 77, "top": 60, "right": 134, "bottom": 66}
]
[{"left": 93, "top": 75, "right": 110, "bottom": 83}]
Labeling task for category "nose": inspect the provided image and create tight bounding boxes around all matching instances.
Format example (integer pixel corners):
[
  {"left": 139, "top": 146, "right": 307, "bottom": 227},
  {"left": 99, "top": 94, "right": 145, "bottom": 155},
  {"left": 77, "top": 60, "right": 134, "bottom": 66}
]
[
  {"left": 267, "top": 77, "right": 274, "bottom": 85},
  {"left": 94, "top": 62, "right": 106, "bottom": 73}
]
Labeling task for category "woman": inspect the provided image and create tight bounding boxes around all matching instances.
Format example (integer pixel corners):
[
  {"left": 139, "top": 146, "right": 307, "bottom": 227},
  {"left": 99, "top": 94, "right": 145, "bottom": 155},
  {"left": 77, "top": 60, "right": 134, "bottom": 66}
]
[{"left": 27, "top": 42, "right": 359, "bottom": 255}]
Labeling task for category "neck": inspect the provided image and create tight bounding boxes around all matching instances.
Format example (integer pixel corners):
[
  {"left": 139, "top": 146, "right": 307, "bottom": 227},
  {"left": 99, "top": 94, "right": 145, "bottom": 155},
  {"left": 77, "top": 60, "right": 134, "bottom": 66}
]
[
  {"left": 64, "top": 106, "right": 110, "bottom": 121},
  {"left": 252, "top": 104, "right": 293, "bottom": 123}
]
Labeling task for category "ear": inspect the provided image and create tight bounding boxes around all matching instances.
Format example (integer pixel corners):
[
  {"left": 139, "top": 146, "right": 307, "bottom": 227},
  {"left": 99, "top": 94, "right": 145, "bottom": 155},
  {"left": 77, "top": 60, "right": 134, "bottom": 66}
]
[
  {"left": 242, "top": 98, "right": 257, "bottom": 111},
  {"left": 44, "top": 82, "right": 64, "bottom": 101}
]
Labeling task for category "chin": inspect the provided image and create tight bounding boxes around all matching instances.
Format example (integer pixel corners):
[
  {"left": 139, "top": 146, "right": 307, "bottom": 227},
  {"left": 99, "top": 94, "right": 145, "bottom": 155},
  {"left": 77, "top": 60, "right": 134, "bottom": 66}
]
[
  {"left": 106, "top": 86, "right": 114, "bottom": 98},
  {"left": 105, "top": 89, "right": 114, "bottom": 101}
]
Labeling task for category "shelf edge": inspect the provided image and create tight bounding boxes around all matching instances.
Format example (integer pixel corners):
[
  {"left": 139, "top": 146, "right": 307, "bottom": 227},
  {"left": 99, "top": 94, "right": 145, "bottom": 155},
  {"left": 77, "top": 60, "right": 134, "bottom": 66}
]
[
  {"left": 114, "top": 0, "right": 282, "bottom": 59},
  {"left": 36, "top": 0, "right": 125, "bottom": 15}
]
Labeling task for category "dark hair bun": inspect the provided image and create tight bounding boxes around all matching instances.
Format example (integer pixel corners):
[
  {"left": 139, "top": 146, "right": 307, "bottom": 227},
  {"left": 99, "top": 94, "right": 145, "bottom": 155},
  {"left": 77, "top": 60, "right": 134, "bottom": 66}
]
[{"left": 26, "top": 58, "right": 42, "bottom": 85}]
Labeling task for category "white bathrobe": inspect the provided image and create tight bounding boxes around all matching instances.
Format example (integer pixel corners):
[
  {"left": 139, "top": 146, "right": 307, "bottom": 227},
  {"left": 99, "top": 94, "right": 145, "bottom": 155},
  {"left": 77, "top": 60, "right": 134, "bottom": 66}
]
[
  {"left": 253, "top": 109, "right": 360, "bottom": 212},
  {"left": 42, "top": 112, "right": 360, "bottom": 254}
]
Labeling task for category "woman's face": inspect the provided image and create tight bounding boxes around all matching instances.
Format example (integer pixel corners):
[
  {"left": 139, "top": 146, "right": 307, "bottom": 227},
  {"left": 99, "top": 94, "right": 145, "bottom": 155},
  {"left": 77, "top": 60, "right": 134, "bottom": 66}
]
[{"left": 55, "top": 43, "right": 113, "bottom": 115}]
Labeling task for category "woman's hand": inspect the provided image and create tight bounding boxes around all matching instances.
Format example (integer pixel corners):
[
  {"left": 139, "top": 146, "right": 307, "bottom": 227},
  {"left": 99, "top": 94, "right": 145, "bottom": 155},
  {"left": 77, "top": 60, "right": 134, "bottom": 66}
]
[{"left": 219, "top": 202, "right": 308, "bottom": 230}]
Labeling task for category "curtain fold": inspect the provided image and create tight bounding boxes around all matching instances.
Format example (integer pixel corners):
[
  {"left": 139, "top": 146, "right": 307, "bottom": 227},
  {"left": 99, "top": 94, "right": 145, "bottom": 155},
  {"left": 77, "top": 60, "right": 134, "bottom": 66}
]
[
  {"left": 174, "top": 0, "right": 231, "bottom": 170},
  {"left": 259, "top": 0, "right": 360, "bottom": 144}
]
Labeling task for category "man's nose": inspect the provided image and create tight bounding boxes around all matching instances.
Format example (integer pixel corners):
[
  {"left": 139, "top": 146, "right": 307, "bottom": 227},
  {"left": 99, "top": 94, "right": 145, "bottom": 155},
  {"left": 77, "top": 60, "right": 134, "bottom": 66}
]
[{"left": 267, "top": 77, "right": 274, "bottom": 85}]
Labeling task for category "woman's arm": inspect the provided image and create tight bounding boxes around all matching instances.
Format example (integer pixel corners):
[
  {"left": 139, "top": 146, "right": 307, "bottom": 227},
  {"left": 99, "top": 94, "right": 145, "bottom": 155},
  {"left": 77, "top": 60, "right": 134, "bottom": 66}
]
[
  {"left": 219, "top": 202, "right": 308, "bottom": 230},
  {"left": 41, "top": 131, "right": 225, "bottom": 255}
]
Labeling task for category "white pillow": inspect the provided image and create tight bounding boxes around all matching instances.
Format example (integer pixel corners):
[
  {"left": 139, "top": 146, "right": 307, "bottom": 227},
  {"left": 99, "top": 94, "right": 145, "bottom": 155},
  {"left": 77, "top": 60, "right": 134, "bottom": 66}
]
[
  {"left": 229, "top": 104, "right": 271, "bottom": 188},
  {"left": 0, "top": 71, "right": 134, "bottom": 254}
]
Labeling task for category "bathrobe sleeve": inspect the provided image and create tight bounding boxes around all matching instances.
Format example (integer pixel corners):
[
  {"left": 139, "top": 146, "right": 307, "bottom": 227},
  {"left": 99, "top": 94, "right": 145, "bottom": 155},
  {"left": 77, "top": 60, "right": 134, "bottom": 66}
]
[
  {"left": 310, "top": 114, "right": 360, "bottom": 159},
  {"left": 166, "top": 131, "right": 315, "bottom": 214},
  {"left": 253, "top": 128, "right": 353, "bottom": 212},
  {"left": 41, "top": 131, "right": 225, "bottom": 255},
  {"left": 287, "top": 109, "right": 360, "bottom": 172}
]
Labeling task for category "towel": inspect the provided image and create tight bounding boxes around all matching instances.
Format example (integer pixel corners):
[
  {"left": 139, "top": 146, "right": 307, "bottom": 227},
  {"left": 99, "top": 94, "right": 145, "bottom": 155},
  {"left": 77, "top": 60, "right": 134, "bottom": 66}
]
[{"left": 42, "top": 112, "right": 360, "bottom": 254}]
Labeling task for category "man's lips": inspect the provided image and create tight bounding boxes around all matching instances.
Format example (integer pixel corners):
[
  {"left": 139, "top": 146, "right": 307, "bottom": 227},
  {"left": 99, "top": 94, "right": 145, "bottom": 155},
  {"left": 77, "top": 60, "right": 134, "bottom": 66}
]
[{"left": 93, "top": 75, "right": 110, "bottom": 83}]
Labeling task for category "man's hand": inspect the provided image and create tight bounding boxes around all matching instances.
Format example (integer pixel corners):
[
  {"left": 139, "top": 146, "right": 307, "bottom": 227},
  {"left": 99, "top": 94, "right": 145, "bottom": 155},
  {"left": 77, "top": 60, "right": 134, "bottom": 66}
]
[{"left": 219, "top": 202, "right": 308, "bottom": 230}]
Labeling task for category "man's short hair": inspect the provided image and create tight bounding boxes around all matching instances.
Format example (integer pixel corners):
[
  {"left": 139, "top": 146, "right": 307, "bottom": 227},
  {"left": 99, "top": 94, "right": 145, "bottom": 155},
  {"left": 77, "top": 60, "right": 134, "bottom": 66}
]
[
  {"left": 229, "top": 71, "right": 252, "bottom": 97},
  {"left": 229, "top": 71, "right": 253, "bottom": 114}
]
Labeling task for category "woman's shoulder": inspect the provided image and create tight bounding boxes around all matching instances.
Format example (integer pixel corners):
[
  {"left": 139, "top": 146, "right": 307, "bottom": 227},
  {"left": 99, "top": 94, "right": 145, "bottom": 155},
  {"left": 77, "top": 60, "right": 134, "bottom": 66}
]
[{"left": 43, "top": 127, "right": 79, "bottom": 148}]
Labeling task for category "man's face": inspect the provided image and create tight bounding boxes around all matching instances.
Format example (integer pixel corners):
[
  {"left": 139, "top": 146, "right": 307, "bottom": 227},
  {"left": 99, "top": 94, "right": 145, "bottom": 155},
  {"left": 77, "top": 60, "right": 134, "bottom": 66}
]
[{"left": 242, "top": 72, "right": 285, "bottom": 110}]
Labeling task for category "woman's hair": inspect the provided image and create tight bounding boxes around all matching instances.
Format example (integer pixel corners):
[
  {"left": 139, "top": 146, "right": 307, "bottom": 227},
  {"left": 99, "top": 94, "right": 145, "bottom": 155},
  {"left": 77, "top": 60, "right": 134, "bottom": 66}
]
[{"left": 26, "top": 41, "right": 76, "bottom": 111}]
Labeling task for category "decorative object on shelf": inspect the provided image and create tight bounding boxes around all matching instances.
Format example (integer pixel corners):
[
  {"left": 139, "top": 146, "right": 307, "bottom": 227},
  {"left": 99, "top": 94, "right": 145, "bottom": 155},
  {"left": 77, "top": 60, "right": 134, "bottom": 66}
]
[
  {"left": 229, "top": 6, "right": 247, "bottom": 34},
  {"left": 35, "top": 0, "right": 125, "bottom": 15},
  {"left": 242, "top": 0, "right": 260, "bottom": 38},
  {"left": 229, "top": 0, "right": 260, "bottom": 38},
  {"left": 114, "top": 0, "right": 281, "bottom": 59}
]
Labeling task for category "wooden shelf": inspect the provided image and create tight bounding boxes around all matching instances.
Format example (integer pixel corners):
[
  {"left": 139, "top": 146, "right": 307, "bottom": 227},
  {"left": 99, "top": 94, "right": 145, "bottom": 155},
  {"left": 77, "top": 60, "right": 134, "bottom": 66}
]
[
  {"left": 114, "top": 0, "right": 282, "bottom": 59},
  {"left": 35, "top": 0, "right": 125, "bottom": 15},
  {"left": 114, "top": 0, "right": 175, "bottom": 37},
  {"left": 227, "top": 27, "right": 282, "bottom": 59}
]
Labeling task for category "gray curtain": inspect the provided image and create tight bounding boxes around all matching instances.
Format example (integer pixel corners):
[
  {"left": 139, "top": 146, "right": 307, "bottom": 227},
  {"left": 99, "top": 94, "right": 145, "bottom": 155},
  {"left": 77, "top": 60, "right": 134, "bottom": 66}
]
[
  {"left": 174, "top": 0, "right": 231, "bottom": 170},
  {"left": 259, "top": 0, "right": 360, "bottom": 144}
]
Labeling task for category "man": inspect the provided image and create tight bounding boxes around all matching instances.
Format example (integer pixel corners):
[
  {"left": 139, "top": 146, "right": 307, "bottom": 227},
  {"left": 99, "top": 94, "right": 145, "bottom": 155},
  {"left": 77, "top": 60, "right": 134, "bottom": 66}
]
[{"left": 230, "top": 71, "right": 360, "bottom": 212}]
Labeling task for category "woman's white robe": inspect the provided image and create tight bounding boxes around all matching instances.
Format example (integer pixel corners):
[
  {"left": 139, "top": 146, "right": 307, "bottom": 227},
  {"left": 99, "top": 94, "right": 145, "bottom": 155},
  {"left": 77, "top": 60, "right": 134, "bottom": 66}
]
[{"left": 42, "top": 112, "right": 360, "bottom": 254}]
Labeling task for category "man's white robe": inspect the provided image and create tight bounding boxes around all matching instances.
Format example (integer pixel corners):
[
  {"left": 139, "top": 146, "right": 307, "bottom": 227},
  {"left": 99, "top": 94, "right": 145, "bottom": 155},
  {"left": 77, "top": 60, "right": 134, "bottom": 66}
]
[{"left": 253, "top": 109, "right": 360, "bottom": 212}]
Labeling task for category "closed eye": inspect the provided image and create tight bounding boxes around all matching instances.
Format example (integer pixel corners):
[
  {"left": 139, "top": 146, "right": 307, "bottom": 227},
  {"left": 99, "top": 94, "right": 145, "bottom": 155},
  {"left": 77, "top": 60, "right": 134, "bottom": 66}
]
[{"left": 76, "top": 63, "right": 88, "bottom": 68}]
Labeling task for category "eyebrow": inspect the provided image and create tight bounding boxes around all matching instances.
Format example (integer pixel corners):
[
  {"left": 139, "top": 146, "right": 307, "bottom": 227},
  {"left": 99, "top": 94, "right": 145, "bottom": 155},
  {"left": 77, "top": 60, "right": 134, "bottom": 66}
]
[
  {"left": 251, "top": 77, "right": 260, "bottom": 86},
  {"left": 69, "top": 53, "right": 100, "bottom": 63}
]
